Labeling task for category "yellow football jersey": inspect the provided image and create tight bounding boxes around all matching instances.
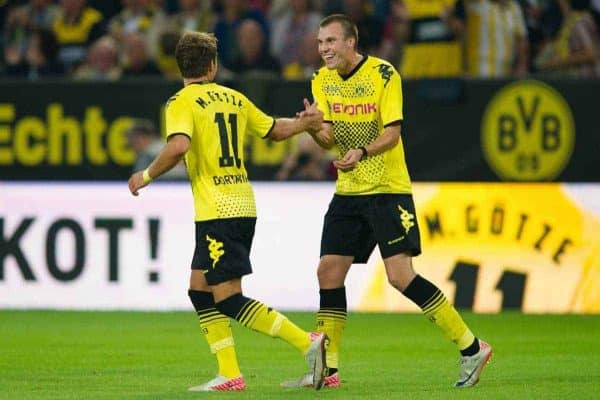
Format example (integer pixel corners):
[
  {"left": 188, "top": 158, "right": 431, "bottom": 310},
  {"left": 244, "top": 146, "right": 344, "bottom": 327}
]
[
  {"left": 165, "top": 82, "right": 275, "bottom": 221},
  {"left": 312, "top": 56, "right": 412, "bottom": 195}
]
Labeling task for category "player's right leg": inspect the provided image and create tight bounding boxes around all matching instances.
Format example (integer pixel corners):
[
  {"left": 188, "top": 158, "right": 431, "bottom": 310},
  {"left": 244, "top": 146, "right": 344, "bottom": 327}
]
[
  {"left": 316, "top": 255, "right": 352, "bottom": 382},
  {"left": 280, "top": 255, "right": 350, "bottom": 389},
  {"left": 283, "top": 195, "right": 374, "bottom": 389}
]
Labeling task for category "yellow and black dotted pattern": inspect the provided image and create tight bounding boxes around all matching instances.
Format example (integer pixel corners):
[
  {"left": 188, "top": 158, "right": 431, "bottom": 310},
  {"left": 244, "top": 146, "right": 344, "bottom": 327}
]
[
  {"left": 212, "top": 185, "right": 257, "bottom": 219},
  {"left": 333, "top": 120, "right": 387, "bottom": 193},
  {"left": 312, "top": 56, "right": 412, "bottom": 195}
]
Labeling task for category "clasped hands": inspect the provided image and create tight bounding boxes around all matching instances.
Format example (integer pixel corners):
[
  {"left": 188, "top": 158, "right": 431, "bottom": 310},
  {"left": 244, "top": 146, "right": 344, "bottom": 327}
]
[{"left": 297, "top": 98, "right": 323, "bottom": 133}]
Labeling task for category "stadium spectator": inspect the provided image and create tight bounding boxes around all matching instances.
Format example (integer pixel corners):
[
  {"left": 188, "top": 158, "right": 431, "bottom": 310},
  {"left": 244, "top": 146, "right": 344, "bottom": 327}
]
[
  {"left": 281, "top": 14, "right": 492, "bottom": 390},
  {"left": 339, "top": 0, "right": 385, "bottom": 55},
  {"left": 275, "top": 133, "right": 334, "bottom": 181},
  {"left": 229, "top": 19, "right": 281, "bottom": 76},
  {"left": 73, "top": 35, "right": 122, "bottom": 80},
  {"left": 121, "top": 32, "right": 162, "bottom": 77},
  {"left": 212, "top": 0, "right": 270, "bottom": 69},
  {"left": 52, "top": 0, "right": 105, "bottom": 73},
  {"left": 87, "top": 0, "right": 122, "bottom": 19},
  {"left": 163, "top": 0, "right": 216, "bottom": 33},
  {"left": 4, "top": 28, "right": 64, "bottom": 80},
  {"left": 3, "top": 0, "right": 59, "bottom": 69},
  {"left": 127, "top": 31, "right": 328, "bottom": 392},
  {"left": 108, "top": 0, "right": 158, "bottom": 37},
  {"left": 270, "top": 0, "right": 322, "bottom": 72},
  {"left": 534, "top": 0, "right": 600, "bottom": 77},
  {"left": 155, "top": 29, "right": 182, "bottom": 79},
  {"left": 126, "top": 118, "right": 187, "bottom": 179},
  {"left": 377, "top": 0, "right": 407, "bottom": 66},
  {"left": 593, "top": 0, "right": 600, "bottom": 27},
  {"left": 108, "top": 0, "right": 166, "bottom": 58},
  {"left": 517, "top": 0, "right": 550, "bottom": 68},
  {"left": 393, "top": 0, "right": 463, "bottom": 78},
  {"left": 282, "top": 31, "right": 323, "bottom": 79},
  {"left": 451, "top": 0, "right": 529, "bottom": 77}
]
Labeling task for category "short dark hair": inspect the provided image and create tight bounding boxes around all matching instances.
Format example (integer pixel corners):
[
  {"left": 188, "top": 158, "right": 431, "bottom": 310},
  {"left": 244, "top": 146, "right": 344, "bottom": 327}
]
[
  {"left": 320, "top": 14, "right": 359, "bottom": 45},
  {"left": 175, "top": 32, "right": 218, "bottom": 78}
]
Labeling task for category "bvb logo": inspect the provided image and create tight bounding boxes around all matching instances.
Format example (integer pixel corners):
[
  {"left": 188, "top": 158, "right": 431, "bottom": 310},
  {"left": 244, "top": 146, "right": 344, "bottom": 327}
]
[{"left": 481, "top": 80, "right": 575, "bottom": 181}]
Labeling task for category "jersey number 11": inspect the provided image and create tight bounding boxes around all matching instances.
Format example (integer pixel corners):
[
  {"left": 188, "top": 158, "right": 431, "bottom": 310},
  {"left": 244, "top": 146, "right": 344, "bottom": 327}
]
[{"left": 214, "top": 112, "right": 241, "bottom": 168}]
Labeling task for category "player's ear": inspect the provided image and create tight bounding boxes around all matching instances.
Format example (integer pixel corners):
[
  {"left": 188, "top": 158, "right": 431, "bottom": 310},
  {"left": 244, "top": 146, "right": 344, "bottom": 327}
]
[
  {"left": 347, "top": 36, "right": 356, "bottom": 49},
  {"left": 209, "top": 58, "right": 218, "bottom": 78}
]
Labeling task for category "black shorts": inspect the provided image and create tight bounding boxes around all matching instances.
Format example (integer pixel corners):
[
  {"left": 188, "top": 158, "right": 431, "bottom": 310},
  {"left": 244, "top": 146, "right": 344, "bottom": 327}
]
[
  {"left": 320, "top": 194, "right": 422, "bottom": 263},
  {"left": 191, "top": 217, "right": 256, "bottom": 285}
]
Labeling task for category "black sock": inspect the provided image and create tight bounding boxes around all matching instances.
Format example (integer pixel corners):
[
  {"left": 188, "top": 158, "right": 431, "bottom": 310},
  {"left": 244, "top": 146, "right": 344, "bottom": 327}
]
[
  {"left": 188, "top": 289, "right": 214, "bottom": 311},
  {"left": 402, "top": 275, "right": 440, "bottom": 309},
  {"left": 319, "top": 287, "right": 347, "bottom": 309},
  {"left": 214, "top": 293, "right": 252, "bottom": 320},
  {"left": 460, "top": 339, "right": 480, "bottom": 356}
]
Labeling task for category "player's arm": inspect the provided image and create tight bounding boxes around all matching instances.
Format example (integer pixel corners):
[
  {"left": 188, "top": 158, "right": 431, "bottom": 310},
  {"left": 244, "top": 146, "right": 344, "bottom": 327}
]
[
  {"left": 129, "top": 93, "right": 193, "bottom": 196},
  {"left": 128, "top": 134, "right": 190, "bottom": 196},
  {"left": 308, "top": 75, "right": 336, "bottom": 149},
  {"left": 333, "top": 123, "right": 401, "bottom": 172},
  {"left": 299, "top": 98, "right": 334, "bottom": 149},
  {"left": 268, "top": 100, "right": 324, "bottom": 142}
]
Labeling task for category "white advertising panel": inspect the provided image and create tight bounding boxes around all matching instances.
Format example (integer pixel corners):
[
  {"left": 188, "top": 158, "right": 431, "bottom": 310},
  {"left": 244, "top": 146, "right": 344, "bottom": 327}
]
[{"left": 1, "top": 182, "right": 599, "bottom": 313}]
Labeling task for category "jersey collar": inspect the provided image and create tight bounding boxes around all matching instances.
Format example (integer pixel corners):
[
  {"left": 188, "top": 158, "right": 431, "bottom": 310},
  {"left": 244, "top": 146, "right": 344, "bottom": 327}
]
[{"left": 338, "top": 54, "right": 368, "bottom": 81}]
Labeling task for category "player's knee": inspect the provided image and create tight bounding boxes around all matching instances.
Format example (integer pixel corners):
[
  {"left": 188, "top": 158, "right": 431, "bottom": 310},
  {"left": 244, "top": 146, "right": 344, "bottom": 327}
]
[
  {"left": 387, "top": 275, "right": 409, "bottom": 291},
  {"left": 317, "top": 263, "right": 343, "bottom": 287},
  {"left": 189, "top": 270, "right": 210, "bottom": 291}
]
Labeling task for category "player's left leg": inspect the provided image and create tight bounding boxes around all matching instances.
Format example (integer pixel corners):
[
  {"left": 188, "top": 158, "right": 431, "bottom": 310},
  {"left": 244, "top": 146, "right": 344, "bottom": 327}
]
[
  {"left": 384, "top": 254, "right": 492, "bottom": 387},
  {"left": 373, "top": 194, "right": 491, "bottom": 387},
  {"left": 188, "top": 270, "right": 244, "bottom": 391},
  {"left": 213, "top": 278, "right": 328, "bottom": 390}
]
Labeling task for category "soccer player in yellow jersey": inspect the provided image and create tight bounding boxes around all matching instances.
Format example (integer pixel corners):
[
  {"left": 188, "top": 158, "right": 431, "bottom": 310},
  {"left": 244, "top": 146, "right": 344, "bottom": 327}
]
[
  {"left": 127, "top": 32, "right": 328, "bottom": 392},
  {"left": 282, "top": 14, "right": 492, "bottom": 389}
]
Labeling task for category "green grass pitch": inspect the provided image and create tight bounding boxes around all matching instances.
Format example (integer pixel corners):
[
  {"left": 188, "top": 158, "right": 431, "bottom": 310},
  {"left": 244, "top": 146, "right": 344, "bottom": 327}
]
[{"left": 1, "top": 311, "right": 599, "bottom": 399}]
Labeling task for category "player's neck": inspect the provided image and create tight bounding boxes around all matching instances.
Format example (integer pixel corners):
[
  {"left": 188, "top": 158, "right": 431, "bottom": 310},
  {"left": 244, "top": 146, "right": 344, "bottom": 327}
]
[
  {"left": 183, "top": 77, "right": 212, "bottom": 86},
  {"left": 338, "top": 53, "right": 364, "bottom": 76}
]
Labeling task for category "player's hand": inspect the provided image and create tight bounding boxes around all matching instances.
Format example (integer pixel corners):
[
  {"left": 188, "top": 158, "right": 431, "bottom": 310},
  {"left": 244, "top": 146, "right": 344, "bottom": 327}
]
[
  {"left": 333, "top": 148, "right": 363, "bottom": 172},
  {"left": 128, "top": 171, "right": 148, "bottom": 196},
  {"left": 299, "top": 99, "right": 323, "bottom": 132},
  {"left": 297, "top": 98, "right": 322, "bottom": 117}
]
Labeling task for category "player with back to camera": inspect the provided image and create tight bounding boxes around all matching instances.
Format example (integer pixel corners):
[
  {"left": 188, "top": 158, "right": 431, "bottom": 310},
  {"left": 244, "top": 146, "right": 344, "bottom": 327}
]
[
  {"left": 281, "top": 14, "right": 492, "bottom": 389},
  {"left": 128, "top": 31, "right": 329, "bottom": 392}
]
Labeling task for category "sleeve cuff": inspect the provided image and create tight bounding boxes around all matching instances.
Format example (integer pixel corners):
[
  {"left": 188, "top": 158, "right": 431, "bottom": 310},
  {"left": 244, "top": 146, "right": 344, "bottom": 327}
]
[
  {"left": 262, "top": 118, "right": 276, "bottom": 139},
  {"left": 383, "top": 120, "right": 402, "bottom": 128},
  {"left": 167, "top": 132, "right": 192, "bottom": 140}
]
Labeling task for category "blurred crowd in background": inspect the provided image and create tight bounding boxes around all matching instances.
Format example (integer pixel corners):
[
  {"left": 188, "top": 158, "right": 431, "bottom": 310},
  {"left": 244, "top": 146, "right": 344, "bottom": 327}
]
[
  {"left": 1, "top": 0, "right": 599, "bottom": 182},
  {"left": 1, "top": 0, "right": 599, "bottom": 82}
]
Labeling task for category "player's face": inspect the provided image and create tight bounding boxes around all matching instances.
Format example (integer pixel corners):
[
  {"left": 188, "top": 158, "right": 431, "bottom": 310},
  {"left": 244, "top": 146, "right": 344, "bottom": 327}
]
[{"left": 318, "top": 22, "right": 355, "bottom": 73}]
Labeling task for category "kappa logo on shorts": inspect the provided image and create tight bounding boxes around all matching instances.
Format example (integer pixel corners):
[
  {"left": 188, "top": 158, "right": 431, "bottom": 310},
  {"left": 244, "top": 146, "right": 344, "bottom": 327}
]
[
  {"left": 206, "top": 234, "right": 225, "bottom": 269},
  {"left": 387, "top": 205, "right": 415, "bottom": 245},
  {"left": 398, "top": 205, "right": 415, "bottom": 234}
]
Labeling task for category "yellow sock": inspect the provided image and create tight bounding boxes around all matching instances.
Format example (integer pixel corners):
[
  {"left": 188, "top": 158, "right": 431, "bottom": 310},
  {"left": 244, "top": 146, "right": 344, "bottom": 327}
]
[
  {"left": 198, "top": 308, "right": 241, "bottom": 378},
  {"left": 317, "top": 309, "right": 347, "bottom": 369},
  {"left": 238, "top": 300, "right": 311, "bottom": 353},
  {"left": 422, "top": 292, "right": 475, "bottom": 350}
]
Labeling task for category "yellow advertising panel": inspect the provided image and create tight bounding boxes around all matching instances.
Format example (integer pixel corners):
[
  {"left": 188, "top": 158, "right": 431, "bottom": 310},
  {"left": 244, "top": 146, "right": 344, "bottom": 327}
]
[{"left": 359, "top": 184, "right": 600, "bottom": 313}]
